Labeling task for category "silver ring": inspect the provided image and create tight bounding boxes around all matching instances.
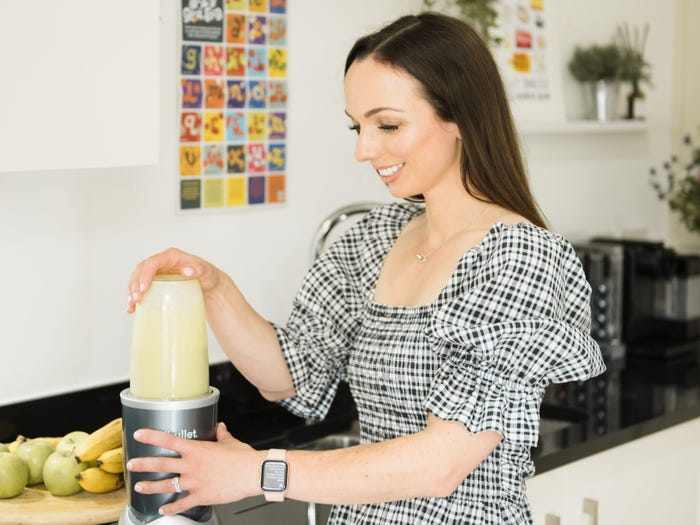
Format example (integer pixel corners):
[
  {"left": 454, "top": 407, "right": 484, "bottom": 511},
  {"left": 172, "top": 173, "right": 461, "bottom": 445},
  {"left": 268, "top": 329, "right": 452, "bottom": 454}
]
[{"left": 171, "top": 476, "right": 182, "bottom": 493}]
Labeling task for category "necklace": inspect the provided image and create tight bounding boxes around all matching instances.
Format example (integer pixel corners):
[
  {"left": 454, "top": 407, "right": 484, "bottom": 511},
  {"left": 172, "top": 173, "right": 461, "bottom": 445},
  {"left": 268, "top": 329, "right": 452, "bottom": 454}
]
[{"left": 415, "top": 204, "right": 489, "bottom": 264}]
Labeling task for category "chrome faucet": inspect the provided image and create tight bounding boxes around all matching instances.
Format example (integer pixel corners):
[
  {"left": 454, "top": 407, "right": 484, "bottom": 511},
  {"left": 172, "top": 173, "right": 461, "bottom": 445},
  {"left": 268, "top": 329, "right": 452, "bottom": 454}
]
[
  {"left": 309, "top": 201, "right": 381, "bottom": 264},
  {"left": 305, "top": 201, "right": 379, "bottom": 525}
]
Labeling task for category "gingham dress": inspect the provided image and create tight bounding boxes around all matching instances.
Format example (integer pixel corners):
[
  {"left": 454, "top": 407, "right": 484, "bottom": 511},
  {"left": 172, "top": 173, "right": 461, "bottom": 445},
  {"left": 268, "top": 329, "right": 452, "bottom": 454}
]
[{"left": 273, "top": 202, "right": 605, "bottom": 524}]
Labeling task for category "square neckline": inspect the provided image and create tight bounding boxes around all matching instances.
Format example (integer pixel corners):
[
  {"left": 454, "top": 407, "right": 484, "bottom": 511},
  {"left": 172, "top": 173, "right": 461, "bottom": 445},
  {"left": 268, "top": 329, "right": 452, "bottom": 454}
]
[{"left": 369, "top": 220, "right": 526, "bottom": 311}]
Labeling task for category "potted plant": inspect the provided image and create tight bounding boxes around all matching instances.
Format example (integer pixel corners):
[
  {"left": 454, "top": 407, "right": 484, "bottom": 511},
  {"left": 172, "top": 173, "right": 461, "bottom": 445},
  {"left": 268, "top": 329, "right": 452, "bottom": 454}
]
[
  {"left": 423, "top": 0, "right": 500, "bottom": 46},
  {"left": 650, "top": 128, "right": 700, "bottom": 235},
  {"left": 568, "top": 43, "right": 624, "bottom": 121}
]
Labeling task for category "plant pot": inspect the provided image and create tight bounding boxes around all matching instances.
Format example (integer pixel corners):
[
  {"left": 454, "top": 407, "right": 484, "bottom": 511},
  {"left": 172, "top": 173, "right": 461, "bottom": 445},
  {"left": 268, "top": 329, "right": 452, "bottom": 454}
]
[{"left": 581, "top": 80, "right": 620, "bottom": 122}]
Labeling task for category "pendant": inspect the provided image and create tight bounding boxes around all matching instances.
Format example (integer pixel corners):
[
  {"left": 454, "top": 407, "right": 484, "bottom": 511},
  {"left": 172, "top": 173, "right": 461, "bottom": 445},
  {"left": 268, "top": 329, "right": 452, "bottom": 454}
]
[{"left": 416, "top": 253, "right": 427, "bottom": 263}]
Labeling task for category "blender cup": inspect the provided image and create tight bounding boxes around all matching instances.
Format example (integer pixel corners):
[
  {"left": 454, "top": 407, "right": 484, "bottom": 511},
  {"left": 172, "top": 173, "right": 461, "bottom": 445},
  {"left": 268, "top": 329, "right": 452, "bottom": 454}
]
[
  {"left": 130, "top": 274, "right": 209, "bottom": 400},
  {"left": 120, "top": 275, "right": 219, "bottom": 525}
]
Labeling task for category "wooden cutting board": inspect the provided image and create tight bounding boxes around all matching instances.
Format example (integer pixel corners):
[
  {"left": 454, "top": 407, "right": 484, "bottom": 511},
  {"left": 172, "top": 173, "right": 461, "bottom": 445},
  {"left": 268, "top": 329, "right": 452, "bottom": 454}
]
[{"left": 0, "top": 484, "right": 127, "bottom": 525}]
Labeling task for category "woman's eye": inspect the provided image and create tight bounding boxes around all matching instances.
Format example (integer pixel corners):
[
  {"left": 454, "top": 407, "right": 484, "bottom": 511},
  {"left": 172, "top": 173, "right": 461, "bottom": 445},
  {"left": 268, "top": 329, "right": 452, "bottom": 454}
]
[
  {"left": 348, "top": 124, "right": 360, "bottom": 134},
  {"left": 378, "top": 124, "right": 399, "bottom": 132}
]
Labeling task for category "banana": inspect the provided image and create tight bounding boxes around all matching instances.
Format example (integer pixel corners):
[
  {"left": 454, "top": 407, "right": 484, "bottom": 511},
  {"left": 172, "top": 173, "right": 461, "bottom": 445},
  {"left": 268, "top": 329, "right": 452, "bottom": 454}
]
[
  {"left": 75, "top": 467, "right": 124, "bottom": 493},
  {"left": 33, "top": 437, "right": 62, "bottom": 449},
  {"left": 7, "top": 435, "right": 27, "bottom": 453},
  {"left": 96, "top": 446, "right": 124, "bottom": 474},
  {"left": 74, "top": 418, "right": 123, "bottom": 463}
]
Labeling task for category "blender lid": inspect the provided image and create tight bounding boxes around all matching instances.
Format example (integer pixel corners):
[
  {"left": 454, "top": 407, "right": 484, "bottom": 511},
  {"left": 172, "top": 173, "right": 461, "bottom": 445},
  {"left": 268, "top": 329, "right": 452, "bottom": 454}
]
[{"left": 120, "top": 387, "right": 220, "bottom": 410}]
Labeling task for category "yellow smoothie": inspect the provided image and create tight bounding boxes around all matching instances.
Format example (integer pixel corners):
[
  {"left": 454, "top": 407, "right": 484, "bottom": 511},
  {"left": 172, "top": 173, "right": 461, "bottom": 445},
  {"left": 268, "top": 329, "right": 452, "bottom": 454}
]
[{"left": 130, "top": 275, "right": 209, "bottom": 400}]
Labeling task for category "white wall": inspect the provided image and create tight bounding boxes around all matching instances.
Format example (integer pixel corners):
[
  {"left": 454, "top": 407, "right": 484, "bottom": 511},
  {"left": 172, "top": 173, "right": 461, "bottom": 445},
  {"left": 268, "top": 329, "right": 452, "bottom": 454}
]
[
  {"left": 0, "top": 0, "right": 691, "bottom": 405},
  {"left": 669, "top": 0, "right": 700, "bottom": 253},
  {"left": 524, "top": 0, "right": 677, "bottom": 243}
]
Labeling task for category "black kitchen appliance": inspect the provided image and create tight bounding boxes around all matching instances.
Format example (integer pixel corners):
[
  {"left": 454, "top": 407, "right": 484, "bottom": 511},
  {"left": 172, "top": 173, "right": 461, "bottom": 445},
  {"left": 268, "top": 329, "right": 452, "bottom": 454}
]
[
  {"left": 590, "top": 239, "right": 700, "bottom": 353},
  {"left": 573, "top": 242, "right": 626, "bottom": 361},
  {"left": 545, "top": 242, "right": 626, "bottom": 439}
]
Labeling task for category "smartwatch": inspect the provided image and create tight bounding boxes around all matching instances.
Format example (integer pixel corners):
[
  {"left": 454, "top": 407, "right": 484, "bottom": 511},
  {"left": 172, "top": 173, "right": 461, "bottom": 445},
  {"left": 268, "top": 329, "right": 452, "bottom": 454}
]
[{"left": 261, "top": 448, "right": 288, "bottom": 502}]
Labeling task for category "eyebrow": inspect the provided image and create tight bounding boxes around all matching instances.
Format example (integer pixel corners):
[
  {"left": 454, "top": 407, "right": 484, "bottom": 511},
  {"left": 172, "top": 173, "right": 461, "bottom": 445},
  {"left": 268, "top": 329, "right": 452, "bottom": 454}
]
[{"left": 345, "top": 107, "right": 405, "bottom": 119}]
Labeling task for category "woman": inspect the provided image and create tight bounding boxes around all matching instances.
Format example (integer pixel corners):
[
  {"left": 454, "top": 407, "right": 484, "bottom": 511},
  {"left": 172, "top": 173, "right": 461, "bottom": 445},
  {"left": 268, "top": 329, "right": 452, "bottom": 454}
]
[{"left": 126, "top": 12, "right": 605, "bottom": 524}]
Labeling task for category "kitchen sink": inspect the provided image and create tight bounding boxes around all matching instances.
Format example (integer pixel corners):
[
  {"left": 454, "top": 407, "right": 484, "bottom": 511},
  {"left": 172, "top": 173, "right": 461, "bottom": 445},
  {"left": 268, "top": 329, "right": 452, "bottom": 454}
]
[
  {"left": 298, "top": 433, "right": 360, "bottom": 451},
  {"left": 287, "top": 405, "right": 588, "bottom": 457},
  {"left": 286, "top": 428, "right": 360, "bottom": 525}
]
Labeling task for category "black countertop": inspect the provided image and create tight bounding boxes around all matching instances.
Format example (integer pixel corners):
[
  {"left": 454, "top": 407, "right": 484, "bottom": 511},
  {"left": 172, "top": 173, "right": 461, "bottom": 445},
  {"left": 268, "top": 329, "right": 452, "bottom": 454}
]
[
  {"left": 533, "top": 337, "right": 700, "bottom": 473},
  {"left": 0, "top": 363, "right": 357, "bottom": 451},
  {"left": 2, "top": 338, "right": 699, "bottom": 476}
]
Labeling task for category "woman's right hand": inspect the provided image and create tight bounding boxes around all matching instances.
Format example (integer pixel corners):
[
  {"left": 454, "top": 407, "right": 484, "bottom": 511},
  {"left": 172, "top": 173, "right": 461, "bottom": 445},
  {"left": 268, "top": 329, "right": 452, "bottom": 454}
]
[{"left": 127, "top": 247, "right": 222, "bottom": 313}]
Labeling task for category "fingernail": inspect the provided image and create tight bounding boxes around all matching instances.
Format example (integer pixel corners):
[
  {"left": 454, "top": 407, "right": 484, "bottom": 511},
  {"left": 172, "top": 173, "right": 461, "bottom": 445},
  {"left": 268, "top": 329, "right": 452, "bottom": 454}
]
[
  {"left": 133, "top": 430, "right": 141, "bottom": 440},
  {"left": 126, "top": 460, "right": 134, "bottom": 471},
  {"left": 183, "top": 267, "right": 194, "bottom": 277},
  {"left": 220, "top": 421, "right": 227, "bottom": 430},
  {"left": 134, "top": 482, "right": 142, "bottom": 493},
  {"left": 139, "top": 282, "right": 146, "bottom": 292}
]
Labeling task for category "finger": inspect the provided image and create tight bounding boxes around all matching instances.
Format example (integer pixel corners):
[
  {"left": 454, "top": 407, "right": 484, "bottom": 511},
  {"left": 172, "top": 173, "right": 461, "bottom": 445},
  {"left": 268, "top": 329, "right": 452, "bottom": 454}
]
[
  {"left": 127, "top": 257, "right": 154, "bottom": 310},
  {"left": 159, "top": 494, "right": 199, "bottom": 516},
  {"left": 133, "top": 476, "right": 182, "bottom": 495},
  {"left": 216, "top": 421, "right": 233, "bottom": 442},
  {"left": 134, "top": 258, "right": 158, "bottom": 302},
  {"left": 133, "top": 428, "right": 188, "bottom": 452},
  {"left": 127, "top": 455, "right": 181, "bottom": 474}
]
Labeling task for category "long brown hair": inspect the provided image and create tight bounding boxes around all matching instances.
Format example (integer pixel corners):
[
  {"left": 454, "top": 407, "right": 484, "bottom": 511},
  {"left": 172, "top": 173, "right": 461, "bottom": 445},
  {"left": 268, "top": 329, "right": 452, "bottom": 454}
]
[{"left": 345, "top": 13, "right": 548, "bottom": 229}]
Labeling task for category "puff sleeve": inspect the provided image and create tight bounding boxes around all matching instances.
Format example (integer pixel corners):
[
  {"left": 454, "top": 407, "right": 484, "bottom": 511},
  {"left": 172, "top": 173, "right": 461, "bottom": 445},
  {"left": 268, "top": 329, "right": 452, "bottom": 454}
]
[
  {"left": 272, "top": 217, "right": 371, "bottom": 421},
  {"left": 423, "top": 225, "right": 605, "bottom": 447}
]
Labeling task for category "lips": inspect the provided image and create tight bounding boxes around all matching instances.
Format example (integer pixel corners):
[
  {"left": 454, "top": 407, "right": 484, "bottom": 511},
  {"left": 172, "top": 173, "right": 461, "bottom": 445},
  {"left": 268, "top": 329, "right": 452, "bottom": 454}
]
[{"left": 376, "top": 162, "right": 405, "bottom": 178}]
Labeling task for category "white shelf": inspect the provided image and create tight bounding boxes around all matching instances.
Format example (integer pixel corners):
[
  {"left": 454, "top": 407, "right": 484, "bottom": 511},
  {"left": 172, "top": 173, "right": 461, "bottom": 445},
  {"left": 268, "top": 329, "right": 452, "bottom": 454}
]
[{"left": 518, "top": 119, "right": 649, "bottom": 135}]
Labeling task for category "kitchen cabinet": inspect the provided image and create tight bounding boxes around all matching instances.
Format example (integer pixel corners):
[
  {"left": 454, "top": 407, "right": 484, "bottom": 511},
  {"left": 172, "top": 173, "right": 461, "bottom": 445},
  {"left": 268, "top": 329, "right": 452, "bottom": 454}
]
[
  {"left": 526, "top": 417, "right": 700, "bottom": 525},
  {"left": 0, "top": 1, "right": 159, "bottom": 172}
]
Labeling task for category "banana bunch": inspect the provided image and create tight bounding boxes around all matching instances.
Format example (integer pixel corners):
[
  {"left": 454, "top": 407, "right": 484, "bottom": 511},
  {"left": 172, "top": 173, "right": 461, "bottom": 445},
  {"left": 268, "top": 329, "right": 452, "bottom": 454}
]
[
  {"left": 1, "top": 419, "right": 126, "bottom": 497},
  {"left": 96, "top": 446, "right": 124, "bottom": 474},
  {"left": 33, "top": 436, "right": 62, "bottom": 449},
  {"left": 5, "top": 435, "right": 27, "bottom": 453},
  {"left": 74, "top": 417, "right": 123, "bottom": 463},
  {"left": 76, "top": 443, "right": 125, "bottom": 493},
  {"left": 76, "top": 467, "right": 124, "bottom": 493},
  {"left": 70, "top": 418, "right": 126, "bottom": 494},
  {"left": 3, "top": 435, "right": 61, "bottom": 452}
]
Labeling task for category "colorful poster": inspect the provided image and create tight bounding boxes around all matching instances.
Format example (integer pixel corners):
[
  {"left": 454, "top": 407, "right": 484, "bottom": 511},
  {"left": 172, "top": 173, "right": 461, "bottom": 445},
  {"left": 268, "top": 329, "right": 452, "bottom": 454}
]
[
  {"left": 492, "top": 0, "right": 564, "bottom": 124},
  {"left": 179, "top": 0, "right": 288, "bottom": 211}
]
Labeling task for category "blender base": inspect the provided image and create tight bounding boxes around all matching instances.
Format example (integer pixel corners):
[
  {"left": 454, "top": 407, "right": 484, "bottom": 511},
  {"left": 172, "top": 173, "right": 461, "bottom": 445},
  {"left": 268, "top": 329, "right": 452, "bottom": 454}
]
[{"left": 119, "top": 507, "right": 219, "bottom": 525}]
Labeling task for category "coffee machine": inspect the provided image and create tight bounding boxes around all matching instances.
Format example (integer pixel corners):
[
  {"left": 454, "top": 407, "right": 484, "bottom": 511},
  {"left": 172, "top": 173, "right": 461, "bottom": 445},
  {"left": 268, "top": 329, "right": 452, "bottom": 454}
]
[
  {"left": 590, "top": 238, "right": 700, "bottom": 359},
  {"left": 119, "top": 275, "right": 220, "bottom": 525}
]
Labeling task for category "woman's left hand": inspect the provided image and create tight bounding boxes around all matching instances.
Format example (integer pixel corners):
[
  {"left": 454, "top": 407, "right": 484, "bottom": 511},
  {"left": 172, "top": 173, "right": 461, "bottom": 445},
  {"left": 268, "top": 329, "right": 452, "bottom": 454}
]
[{"left": 127, "top": 422, "right": 265, "bottom": 516}]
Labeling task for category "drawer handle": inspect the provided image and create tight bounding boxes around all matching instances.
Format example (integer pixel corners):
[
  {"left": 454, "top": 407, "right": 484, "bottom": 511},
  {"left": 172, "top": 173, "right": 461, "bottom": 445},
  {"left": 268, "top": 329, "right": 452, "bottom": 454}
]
[
  {"left": 544, "top": 514, "right": 561, "bottom": 525},
  {"left": 582, "top": 497, "right": 599, "bottom": 525}
]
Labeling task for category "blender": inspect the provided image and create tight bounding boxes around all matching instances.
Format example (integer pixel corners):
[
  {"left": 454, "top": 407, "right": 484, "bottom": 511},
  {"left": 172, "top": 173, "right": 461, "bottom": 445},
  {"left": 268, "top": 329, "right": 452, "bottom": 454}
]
[{"left": 120, "top": 275, "right": 220, "bottom": 525}]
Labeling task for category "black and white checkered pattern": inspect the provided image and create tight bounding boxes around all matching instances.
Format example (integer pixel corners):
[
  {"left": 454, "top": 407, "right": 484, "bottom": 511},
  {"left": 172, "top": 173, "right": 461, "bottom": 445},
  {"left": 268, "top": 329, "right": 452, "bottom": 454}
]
[{"left": 273, "top": 202, "right": 605, "bottom": 524}]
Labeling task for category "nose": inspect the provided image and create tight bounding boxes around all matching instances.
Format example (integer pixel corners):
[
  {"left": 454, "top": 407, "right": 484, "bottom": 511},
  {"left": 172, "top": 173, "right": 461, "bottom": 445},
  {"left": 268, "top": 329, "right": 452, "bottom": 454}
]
[{"left": 354, "top": 129, "right": 377, "bottom": 163}]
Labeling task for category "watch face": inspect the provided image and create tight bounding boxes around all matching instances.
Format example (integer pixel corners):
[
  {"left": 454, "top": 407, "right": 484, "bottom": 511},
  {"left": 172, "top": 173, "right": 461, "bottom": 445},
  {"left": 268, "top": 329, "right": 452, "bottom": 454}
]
[{"left": 261, "top": 459, "right": 288, "bottom": 492}]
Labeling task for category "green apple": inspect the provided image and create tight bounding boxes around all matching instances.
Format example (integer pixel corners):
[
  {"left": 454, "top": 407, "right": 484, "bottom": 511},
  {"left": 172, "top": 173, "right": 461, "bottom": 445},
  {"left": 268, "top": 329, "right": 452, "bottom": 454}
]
[
  {"left": 0, "top": 451, "right": 29, "bottom": 498},
  {"left": 42, "top": 451, "right": 88, "bottom": 496},
  {"left": 56, "top": 431, "right": 89, "bottom": 457},
  {"left": 16, "top": 440, "right": 55, "bottom": 485}
]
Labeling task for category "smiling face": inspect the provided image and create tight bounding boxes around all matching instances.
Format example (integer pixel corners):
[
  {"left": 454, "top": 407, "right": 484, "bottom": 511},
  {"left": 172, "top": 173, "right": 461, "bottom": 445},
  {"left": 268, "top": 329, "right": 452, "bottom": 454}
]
[{"left": 344, "top": 57, "right": 463, "bottom": 201}]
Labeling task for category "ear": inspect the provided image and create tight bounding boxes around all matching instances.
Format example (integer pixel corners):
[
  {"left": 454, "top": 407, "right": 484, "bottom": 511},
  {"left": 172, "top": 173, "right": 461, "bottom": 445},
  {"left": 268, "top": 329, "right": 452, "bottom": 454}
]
[{"left": 441, "top": 119, "right": 462, "bottom": 142}]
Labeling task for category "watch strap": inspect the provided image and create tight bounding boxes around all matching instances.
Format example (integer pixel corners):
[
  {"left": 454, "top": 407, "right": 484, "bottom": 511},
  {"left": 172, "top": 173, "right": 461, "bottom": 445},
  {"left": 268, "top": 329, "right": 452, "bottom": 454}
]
[
  {"left": 268, "top": 448, "right": 286, "bottom": 461},
  {"left": 263, "top": 448, "right": 287, "bottom": 502}
]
